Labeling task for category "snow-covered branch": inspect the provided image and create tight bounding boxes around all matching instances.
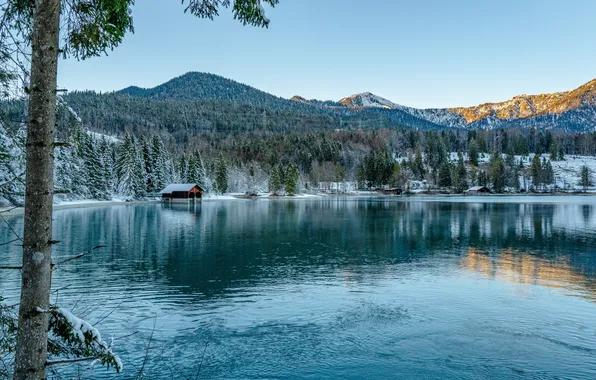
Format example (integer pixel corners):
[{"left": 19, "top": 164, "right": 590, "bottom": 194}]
[{"left": 48, "top": 307, "right": 123, "bottom": 373}]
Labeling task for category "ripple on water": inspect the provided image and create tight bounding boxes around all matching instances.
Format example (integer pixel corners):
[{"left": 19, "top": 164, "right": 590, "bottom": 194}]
[{"left": 1, "top": 200, "right": 595, "bottom": 379}]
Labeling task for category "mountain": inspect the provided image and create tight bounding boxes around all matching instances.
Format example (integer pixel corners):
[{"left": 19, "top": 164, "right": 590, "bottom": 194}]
[
  {"left": 338, "top": 92, "right": 402, "bottom": 110},
  {"left": 119, "top": 72, "right": 324, "bottom": 113},
  {"left": 331, "top": 79, "right": 596, "bottom": 131},
  {"left": 450, "top": 79, "right": 596, "bottom": 123},
  {"left": 55, "top": 72, "right": 595, "bottom": 138}
]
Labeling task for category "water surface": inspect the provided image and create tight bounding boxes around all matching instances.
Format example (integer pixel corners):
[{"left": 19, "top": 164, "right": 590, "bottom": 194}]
[{"left": 1, "top": 197, "right": 595, "bottom": 379}]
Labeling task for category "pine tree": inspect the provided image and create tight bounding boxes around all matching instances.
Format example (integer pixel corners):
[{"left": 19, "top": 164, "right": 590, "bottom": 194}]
[
  {"left": 186, "top": 150, "right": 207, "bottom": 190},
  {"left": 478, "top": 170, "right": 489, "bottom": 187},
  {"left": 550, "top": 142, "right": 559, "bottom": 161},
  {"left": 116, "top": 134, "right": 146, "bottom": 199},
  {"left": 490, "top": 153, "right": 506, "bottom": 193},
  {"left": 531, "top": 155, "right": 542, "bottom": 191},
  {"left": 150, "top": 135, "right": 168, "bottom": 192},
  {"left": 412, "top": 148, "right": 425, "bottom": 179},
  {"left": 269, "top": 165, "right": 282, "bottom": 194},
  {"left": 141, "top": 138, "right": 153, "bottom": 193},
  {"left": 541, "top": 158, "right": 554, "bottom": 189},
  {"left": 389, "top": 162, "right": 402, "bottom": 188},
  {"left": 82, "top": 134, "right": 110, "bottom": 200},
  {"left": 468, "top": 138, "right": 479, "bottom": 166},
  {"left": 178, "top": 154, "right": 188, "bottom": 183},
  {"left": 285, "top": 164, "right": 300, "bottom": 195},
  {"left": 357, "top": 165, "right": 366, "bottom": 190},
  {"left": 214, "top": 156, "right": 228, "bottom": 194},
  {"left": 469, "top": 166, "right": 478, "bottom": 186},
  {"left": 455, "top": 152, "right": 468, "bottom": 192},
  {"left": 438, "top": 162, "right": 452, "bottom": 188},
  {"left": 579, "top": 165, "right": 592, "bottom": 191}
]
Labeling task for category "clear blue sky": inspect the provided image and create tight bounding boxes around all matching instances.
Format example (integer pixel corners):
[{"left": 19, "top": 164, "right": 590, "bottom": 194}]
[{"left": 57, "top": 0, "right": 596, "bottom": 108}]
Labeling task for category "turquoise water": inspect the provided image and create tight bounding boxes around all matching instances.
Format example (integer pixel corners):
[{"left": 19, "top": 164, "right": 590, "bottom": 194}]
[{"left": 1, "top": 198, "right": 595, "bottom": 379}]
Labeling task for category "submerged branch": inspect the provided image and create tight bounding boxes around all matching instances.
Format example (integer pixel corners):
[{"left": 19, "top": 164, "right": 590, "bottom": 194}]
[
  {"left": 45, "top": 357, "right": 95, "bottom": 367},
  {"left": 0, "top": 265, "right": 21, "bottom": 270},
  {"left": 54, "top": 245, "right": 105, "bottom": 267}
]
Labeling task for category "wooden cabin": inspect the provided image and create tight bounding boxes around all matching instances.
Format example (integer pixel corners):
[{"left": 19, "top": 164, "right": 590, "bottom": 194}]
[
  {"left": 380, "top": 187, "right": 403, "bottom": 195},
  {"left": 160, "top": 184, "right": 203, "bottom": 202},
  {"left": 465, "top": 185, "right": 491, "bottom": 195}
]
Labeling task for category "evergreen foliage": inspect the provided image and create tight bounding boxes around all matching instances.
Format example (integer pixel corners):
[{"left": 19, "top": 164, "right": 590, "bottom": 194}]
[
  {"left": 214, "top": 156, "right": 229, "bottom": 194},
  {"left": 268, "top": 165, "right": 283, "bottom": 194},
  {"left": 285, "top": 164, "right": 300, "bottom": 195},
  {"left": 579, "top": 165, "right": 592, "bottom": 190},
  {"left": 489, "top": 153, "right": 506, "bottom": 193}
]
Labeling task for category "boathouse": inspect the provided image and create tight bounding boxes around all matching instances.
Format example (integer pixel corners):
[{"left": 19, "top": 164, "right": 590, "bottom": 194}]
[
  {"left": 381, "top": 187, "right": 403, "bottom": 195},
  {"left": 160, "top": 184, "right": 204, "bottom": 202},
  {"left": 465, "top": 185, "right": 491, "bottom": 195}
]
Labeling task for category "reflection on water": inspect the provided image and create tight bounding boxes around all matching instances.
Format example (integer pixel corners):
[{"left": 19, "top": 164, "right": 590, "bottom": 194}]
[
  {"left": 0, "top": 198, "right": 595, "bottom": 379},
  {"left": 462, "top": 248, "right": 596, "bottom": 302}
]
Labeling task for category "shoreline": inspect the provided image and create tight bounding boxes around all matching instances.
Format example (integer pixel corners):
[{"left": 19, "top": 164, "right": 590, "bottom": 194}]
[{"left": 2, "top": 192, "right": 595, "bottom": 217}]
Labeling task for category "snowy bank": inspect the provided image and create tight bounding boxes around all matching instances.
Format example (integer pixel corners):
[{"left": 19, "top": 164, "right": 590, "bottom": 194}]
[{"left": 0, "top": 199, "right": 160, "bottom": 217}]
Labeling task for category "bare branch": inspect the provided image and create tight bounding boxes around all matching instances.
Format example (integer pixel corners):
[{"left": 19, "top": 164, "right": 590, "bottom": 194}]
[
  {"left": 0, "top": 238, "right": 19, "bottom": 246},
  {"left": 53, "top": 245, "right": 105, "bottom": 267},
  {"left": 0, "top": 212, "right": 22, "bottom": 242},
  {"left": 0, "top": 265, "right": 21, "bottom": 270}
]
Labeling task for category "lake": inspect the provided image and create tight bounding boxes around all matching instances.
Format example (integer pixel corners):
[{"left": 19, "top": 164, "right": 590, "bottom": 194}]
[{"left": 1, "top": 197, "right": 596, "bottom": 379}]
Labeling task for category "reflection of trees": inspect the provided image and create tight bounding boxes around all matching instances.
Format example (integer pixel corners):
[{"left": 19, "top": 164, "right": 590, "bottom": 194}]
[
  {"left": 158, "top": 200, "right": 596, "bottom": 298},
  {"left": 462, "top": 248, "right": 596, "bottom": 302},
  {"left": 1, "top": 200, "right": 595, "bottom": 302}
]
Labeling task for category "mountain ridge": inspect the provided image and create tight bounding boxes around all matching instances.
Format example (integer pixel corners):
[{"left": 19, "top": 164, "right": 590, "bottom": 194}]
[{"left": 115, "top": 72, "right": 596, "bottom": 131}]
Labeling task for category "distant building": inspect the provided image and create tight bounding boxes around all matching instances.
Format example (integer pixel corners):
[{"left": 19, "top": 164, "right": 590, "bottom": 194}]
[
  {"left": 465, "top": 186, "right": 491, "bottom": 194},
  {"left": 380, "top": 187, "right": 403, "bottom": 195},
  {"left": 160, "top": 184, "right": 203, "bottom": 202}
]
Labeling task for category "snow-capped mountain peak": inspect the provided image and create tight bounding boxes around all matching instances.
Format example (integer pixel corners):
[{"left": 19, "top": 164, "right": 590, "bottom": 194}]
[{"left": 338, "top": 92, "right": 404, "bottom": 110}]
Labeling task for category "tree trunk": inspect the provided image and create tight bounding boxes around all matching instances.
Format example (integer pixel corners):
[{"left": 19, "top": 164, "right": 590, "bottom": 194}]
[{"left": 13, "top": 0, "right": 60, "bottom": 378}]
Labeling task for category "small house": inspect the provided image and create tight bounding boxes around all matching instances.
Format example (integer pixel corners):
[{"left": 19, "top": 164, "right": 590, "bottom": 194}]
[
  {"left": 160, "top": 184, "right": 203, "bottom": 202},
  {"left": 381, "top": 187, "right": 403, "bottom": 195},
  {"left": 465, "top": 186, "right": 491, "bottom": 195}
]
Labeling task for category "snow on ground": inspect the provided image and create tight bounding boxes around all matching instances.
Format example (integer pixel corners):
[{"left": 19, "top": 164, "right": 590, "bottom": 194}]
[
  {"left": 547, "top": 155, "right": 596, "bottom": 189},
  {"left": 448, "top": 152, "right": 596, "bottom": 191},
  {"left": 202, "top": 193, "right": 242, "bottom": 201},
  {"left": 312, "top": 181, "right": 358, "bottom": 193},
  {"left": 87, "top": 131, "right": 120, "bottom": 143}
]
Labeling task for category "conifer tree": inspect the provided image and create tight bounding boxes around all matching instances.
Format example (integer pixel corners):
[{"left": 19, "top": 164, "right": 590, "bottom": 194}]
[
  {"left": 82, "top": 134, "right": 110, "bottom": 200},
  {"left": 478, "top": 170, "right": 489, "bottom": 187},
  {"left": 579, "top": 165, "right": 592, "bottom": 191},
  {"left": 541, "top": 158, "right": 554, "bottom": 189},
  {"left": 285, "top": 164, "right": 300, "bottom": 195},
  {"left": 178, "top": 154, "right": 188, "bottom": 183},
  {"left": 531, "top": 155, "right": 542, "bottom": 190},
  {"left": 412, "top": 148, "right": 425, "bottom": 179},
  {"left": 438, "top": 162, "right": 452, "bottom": 188},
  {"left": 150, "top": 135, "right": 170, "bottom": 192},
  {"left": 215, "top": 156, "right": 229, "bottom": 194},
  {"left": 141, "top": 138, "right": 153, "bottom": 193},
  {"left": 116, "top": 134, "right": 146, "bottom": 198},
  {"left": 269, "top": 165, "right": 282, "bottom": 194},
  {"left": 468, "top": 138, "right": 479, "bottom": 166},
  {"left": 455, "top": 152, "right": 468, "bottom": 192},
  {"left": 357, "top": 165, "right": 366, "bottom": 190},
  {"left": 490, "top": 153, "right": 506, "bottom": 193}
]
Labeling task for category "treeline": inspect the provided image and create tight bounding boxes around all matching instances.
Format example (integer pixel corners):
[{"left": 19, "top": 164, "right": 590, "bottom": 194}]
[{"left": 2, "top": 99, "right": 596, "bottom": 205}]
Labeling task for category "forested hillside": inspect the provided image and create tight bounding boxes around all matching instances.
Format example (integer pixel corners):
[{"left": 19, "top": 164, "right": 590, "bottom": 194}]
[{"left": 1, "top": 71, "right": 596, "bottom": 206}]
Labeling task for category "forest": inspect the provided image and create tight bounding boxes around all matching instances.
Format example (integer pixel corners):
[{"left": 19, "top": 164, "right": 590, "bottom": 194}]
[{"left": 1, "top": 95, "right": 595, "bottom": 206}]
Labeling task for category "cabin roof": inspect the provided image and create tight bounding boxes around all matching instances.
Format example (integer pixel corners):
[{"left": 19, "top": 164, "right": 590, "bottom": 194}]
[
  {"left": 466, "top": 186, "right": 489, "bottom": 192},
  {"left": 160, "top": 184, "right": 201, "bottom": 193}
]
